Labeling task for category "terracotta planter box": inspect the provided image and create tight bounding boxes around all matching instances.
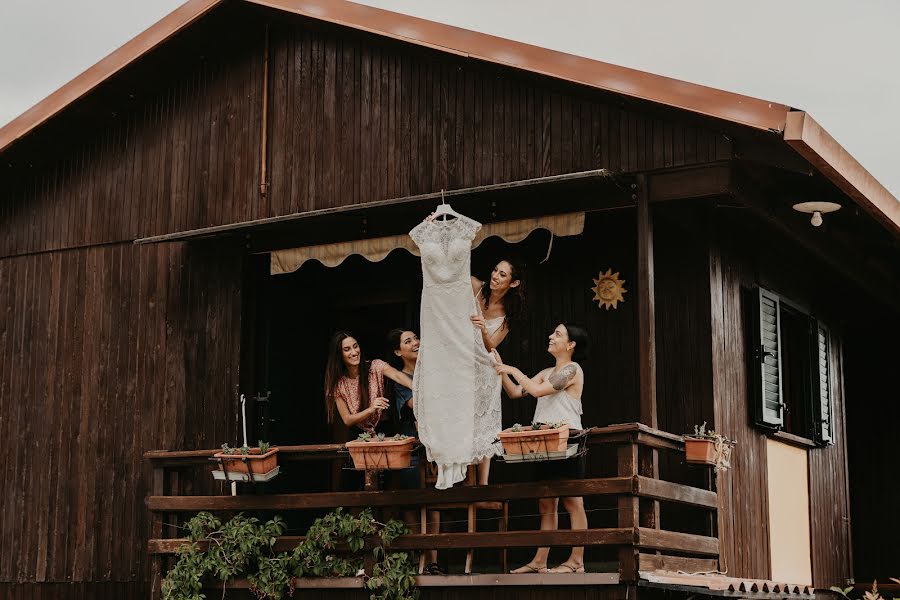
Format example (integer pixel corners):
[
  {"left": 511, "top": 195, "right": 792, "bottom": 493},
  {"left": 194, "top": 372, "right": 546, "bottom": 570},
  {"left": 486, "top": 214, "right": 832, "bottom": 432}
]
[
  {"left": 345, "top": 437, "right": 415, "bottom": 470},
  {"left": 684, "top": 438, "right": 717, "bottom": 465},
  {"left": 499, "top": 424, "right": 569, "bottom": 455},
  {"left": 213, "top": 448, "right": 279, "bottom": 474}
]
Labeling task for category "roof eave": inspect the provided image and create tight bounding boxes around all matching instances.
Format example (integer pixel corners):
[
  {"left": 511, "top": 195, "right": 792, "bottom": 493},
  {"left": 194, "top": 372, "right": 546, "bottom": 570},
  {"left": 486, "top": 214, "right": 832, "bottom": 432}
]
[
  {"left": 0, "top": 0, "right": 223, "bottom": 154},
  {"left": 784, "top": 111, "right": 900, "bottom": 237}
]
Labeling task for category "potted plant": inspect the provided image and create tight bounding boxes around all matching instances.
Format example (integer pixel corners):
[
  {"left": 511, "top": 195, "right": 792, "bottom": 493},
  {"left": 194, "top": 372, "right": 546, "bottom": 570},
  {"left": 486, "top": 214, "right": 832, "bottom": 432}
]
[
  {"left": 345, "top": 433, "right": 416, "bottom": 470},
  {"left": 498, "top": 422, "right": 569, "bottom": 455},
  {"left": 684, "top": 422, "right": 735, "bottom": 472},
  {"left": 214, "top": 440, "right": 279, "bottom": 475}
]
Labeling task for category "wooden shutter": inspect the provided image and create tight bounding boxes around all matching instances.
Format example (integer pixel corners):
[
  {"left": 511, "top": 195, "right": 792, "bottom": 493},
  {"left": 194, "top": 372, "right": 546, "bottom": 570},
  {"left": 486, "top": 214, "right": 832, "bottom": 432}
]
[
  {"left": 749, "top": 287, "right": 784, "bottom": 428},
  {"left": 811, "top": 322, "right": 833, "bottom": 444}
]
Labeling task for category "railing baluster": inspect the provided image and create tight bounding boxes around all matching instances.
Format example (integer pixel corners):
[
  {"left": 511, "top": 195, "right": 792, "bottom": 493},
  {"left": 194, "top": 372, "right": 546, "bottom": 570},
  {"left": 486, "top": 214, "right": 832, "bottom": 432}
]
[{"left": 617, "top": 439, "right": 640, "bottom": 581}]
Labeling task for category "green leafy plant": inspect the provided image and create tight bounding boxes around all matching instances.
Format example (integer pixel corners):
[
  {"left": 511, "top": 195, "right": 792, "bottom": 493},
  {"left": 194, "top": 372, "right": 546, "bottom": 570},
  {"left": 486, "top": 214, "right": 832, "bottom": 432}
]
[
  {"left": 355, "top": 433, "right": 412, "bottom": 443},
  {"left": 832, "top": 579, "right": 900, "bottom": 600},
  {"left": 219, "top": 443, "right": 237, "bottom": 456},
  {"left": 219, "top": 441, "right": 274, "bottom": 456},
  {"left": 510, "top": 423, "right": 523, "bottom": 432},
  {"left": 162, "top": 509, "right": 417, "bottom": 600},
  {"left": 685, "top": 422, "right": 736, "bottom": 472},
  {"left": 687, "top": 421, "right": 733, "bottom": 443}
]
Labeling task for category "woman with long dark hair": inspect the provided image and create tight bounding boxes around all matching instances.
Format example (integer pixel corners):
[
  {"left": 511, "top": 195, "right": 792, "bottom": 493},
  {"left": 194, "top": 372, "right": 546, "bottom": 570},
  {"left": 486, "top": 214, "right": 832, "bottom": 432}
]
[
  {"left": 323, "top": 331, "right": 414, "bottom": 434},
  {"left": 469, "top": 257, "right": 526, "bottom": 352},
  {"left": 386, "top": 328, "right": 444, "bottom": 575},
  {"left": 468, "top": 257, "right": 527, "bottom": 488},
  {"left": 494, "top": 322, "right": 590, "bottom": 574}
]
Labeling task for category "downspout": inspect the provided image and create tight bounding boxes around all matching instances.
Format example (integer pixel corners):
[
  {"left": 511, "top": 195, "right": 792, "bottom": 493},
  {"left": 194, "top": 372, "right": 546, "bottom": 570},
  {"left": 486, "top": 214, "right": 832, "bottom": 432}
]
[{"left": 259, "top": 23, "right": 270, "bottom": 216}]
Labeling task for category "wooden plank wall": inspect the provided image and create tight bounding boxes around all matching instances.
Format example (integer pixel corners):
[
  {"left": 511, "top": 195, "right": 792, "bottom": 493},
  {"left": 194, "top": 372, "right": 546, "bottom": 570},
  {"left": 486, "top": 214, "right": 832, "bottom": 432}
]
[
  {"left": 0, "top": 242, "right": 242, "bottom": 584},
  {"left": 0, "top": 582, "right": 148, "bottom": 599},
  {"left": 0, "top": 4, "right": 732, "bottom": 261},
  {"left": 708, "top": 209, "right": 854, "bottom": 586},
  {"left": 653, "top": 206, "right": 715, "bottom": 534},
  {"left": 844, "top": 315, "right": 900, "bottom": 582},
  {"left": 263, "top": 16, "right": 732, "bottom": 218}
]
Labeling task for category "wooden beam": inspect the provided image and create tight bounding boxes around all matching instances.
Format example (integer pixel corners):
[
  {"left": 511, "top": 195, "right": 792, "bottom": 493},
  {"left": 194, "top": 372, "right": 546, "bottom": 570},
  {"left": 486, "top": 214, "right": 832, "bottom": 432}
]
[
  {"left": 191, "top": 573, "right": 623, "bottom": 589},
  {"left": 635, "top": 476, "right": 718, "bottom": 509},
  {"left": 637, "top": 553, "right": 719, "bottom": 574},
  {"left": 730, "top": 170, "right": 900, "bottom": 309},
  {"left": 647, "top": 162, "right": 732, "bottom": 203},
  {"left": 146, "top": 476, "right": 635, "bottom": 512},
  {"left": 636, "top": 174, "right": 658, "bottom": 428},
  {"left": 148, "top": 528, "right": 637, "bottom": 554},
  {"left": 636, "top": 528, "right": 720, "bottom": 556},
  {"left": 134, "top": 170, "right": 620, "bottom": 245}
]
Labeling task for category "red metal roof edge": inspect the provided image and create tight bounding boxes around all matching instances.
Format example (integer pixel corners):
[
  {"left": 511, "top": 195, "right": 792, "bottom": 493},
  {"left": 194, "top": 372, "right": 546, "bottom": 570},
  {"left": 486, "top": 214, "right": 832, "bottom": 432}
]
[
  {"left": 249, "top": 0, "right": 793, "bottom": 132},
  {"left": 784, "top": 111, "right": 900, "bottom": 236},
  {"left": 0, "top": 0, "right": 223, "bottom": 153},
  {"left": 0, "top": 0, "right": 896, "bottom": 235}
]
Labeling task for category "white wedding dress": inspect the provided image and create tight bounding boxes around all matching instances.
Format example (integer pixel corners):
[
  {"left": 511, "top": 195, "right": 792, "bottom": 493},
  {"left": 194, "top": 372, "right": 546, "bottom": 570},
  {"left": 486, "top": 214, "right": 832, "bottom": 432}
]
[{"left": 410, "top": 214, "right": 503, "bottom": 489}]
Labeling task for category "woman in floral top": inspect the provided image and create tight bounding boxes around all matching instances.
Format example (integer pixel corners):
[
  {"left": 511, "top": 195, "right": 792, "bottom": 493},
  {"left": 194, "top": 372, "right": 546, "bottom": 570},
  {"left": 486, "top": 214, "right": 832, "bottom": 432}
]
[{"left": 324, "top": 330, "right": 414, "bottom": 435}]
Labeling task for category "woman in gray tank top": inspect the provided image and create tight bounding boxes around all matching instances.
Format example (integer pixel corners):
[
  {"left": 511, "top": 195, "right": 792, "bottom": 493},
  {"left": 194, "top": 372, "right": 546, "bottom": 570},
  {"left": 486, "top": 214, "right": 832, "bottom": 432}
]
[{"left": 494, "top": 322, "right": 589, "bottom": 574}]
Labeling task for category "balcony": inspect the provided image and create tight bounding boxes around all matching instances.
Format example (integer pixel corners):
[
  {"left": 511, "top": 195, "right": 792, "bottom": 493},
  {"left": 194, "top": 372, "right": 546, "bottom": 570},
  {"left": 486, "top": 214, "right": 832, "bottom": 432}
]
[{"left": 144, "top": 423, "right": 719, "bottom": 597}]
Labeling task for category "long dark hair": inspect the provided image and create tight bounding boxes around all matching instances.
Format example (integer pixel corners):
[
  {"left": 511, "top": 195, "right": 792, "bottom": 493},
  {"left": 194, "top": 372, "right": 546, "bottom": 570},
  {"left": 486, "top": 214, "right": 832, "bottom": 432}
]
[
  {"left": 560, "top": 322, "right": 589, "bottom": 363},
  {"left": 385, "top": 328, "right": 408, "bottom": 370},
  {"left": 323, "top": 331, "right": 372, "bottom": 424},
  {"left": 480, "top": 257, "right": 526, "bottom": 328}
]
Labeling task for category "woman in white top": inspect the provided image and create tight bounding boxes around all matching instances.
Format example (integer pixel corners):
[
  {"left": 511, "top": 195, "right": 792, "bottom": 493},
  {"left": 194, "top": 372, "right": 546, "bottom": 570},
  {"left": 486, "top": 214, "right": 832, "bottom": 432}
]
[
  {"left": 469, "top": 257, "right": 526, "bottom": 487},
  {"left": 470, "top": 257, "right": 526, "bottom": 352},
  {"left": 494, "top": 322, "right": 589, "bottom": 574}
]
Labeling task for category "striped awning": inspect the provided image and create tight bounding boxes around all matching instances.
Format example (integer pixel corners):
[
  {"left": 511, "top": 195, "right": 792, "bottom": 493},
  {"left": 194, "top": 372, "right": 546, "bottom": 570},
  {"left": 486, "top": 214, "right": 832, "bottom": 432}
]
[{"left": 270, "top": 212, "right": 585, "bottom": 275}]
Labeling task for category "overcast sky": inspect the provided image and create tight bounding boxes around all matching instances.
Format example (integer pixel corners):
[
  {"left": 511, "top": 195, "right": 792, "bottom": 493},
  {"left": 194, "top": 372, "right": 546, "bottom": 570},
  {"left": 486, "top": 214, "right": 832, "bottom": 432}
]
[{"left": 1, "top": 0, "right": 898, "bottom": 197}]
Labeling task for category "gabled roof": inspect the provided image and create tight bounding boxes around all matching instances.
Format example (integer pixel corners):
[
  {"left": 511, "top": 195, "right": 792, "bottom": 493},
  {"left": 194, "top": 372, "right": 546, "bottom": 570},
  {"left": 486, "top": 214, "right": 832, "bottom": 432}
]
[{"left": 1, "top": 0, "right": 897, "bottom": 235}]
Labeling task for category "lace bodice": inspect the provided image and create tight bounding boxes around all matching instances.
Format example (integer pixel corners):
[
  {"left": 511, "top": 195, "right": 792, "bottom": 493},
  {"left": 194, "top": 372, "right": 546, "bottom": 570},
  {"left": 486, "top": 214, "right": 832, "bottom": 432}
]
[{"left": 410, "top": 216, "right": 480, "bottom": 286}]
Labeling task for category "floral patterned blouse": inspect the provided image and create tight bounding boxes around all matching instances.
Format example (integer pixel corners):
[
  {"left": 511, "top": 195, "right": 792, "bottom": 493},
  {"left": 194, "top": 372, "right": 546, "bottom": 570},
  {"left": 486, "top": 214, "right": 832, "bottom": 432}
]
[{"left": 335, "top": 359, "right": 387, "bottom": 433}]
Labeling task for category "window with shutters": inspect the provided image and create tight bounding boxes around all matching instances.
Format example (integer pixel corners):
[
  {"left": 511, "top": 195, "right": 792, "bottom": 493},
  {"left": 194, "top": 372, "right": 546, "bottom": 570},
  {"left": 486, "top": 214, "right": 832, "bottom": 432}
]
[{"left": 747, "top": 287, "right": 833, "bottom": 445}]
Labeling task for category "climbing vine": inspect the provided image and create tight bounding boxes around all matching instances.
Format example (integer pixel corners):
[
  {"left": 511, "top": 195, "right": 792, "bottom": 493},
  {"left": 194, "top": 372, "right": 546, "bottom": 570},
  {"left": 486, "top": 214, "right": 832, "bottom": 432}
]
[{"left": 161, "top": 508, "right": 417, "bottom": 600}]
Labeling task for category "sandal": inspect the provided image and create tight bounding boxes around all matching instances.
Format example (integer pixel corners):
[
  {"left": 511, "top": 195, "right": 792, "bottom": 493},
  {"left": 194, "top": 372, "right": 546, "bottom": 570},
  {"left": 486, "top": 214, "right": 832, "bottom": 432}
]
[
  {"left": 424, "top": 563, "right": 445, "bottom": 575},
  {"left": 547, "top": 563, "right": 585, "bottom": 573},
  {"left": 509, "top": 563, "right": 548, "bottom": 574}
]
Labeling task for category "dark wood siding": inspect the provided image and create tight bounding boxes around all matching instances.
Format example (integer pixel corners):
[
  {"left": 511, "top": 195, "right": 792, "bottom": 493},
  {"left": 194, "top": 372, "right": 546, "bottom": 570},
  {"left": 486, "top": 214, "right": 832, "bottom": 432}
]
[
  {"left": 263, "top": 16, "right": 732, "bottom": 218},
  {"left": 0, "top": 242, "right": 242, "bottom": 584},
  {"left": 709, "top": 208, "right": 854, "bottom": 586},
  {"left": 0, "top": 5, "right": 733, "bottom": 260},
  {"left": 845, "top": 315, "right": 900, "bottom": 582}
]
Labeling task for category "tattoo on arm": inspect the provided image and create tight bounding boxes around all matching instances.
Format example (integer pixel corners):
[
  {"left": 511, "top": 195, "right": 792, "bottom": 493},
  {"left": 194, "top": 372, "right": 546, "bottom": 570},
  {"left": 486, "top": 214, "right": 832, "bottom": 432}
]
[{"left": 548, "top": 364, "right": 577, "bottom": 391}]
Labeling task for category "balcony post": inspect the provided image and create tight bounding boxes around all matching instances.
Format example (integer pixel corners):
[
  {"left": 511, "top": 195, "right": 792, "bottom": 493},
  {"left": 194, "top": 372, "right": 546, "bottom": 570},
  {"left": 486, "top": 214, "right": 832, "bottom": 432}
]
[{"left": 636, "top": 175, "right": 661, "bottom": 529}]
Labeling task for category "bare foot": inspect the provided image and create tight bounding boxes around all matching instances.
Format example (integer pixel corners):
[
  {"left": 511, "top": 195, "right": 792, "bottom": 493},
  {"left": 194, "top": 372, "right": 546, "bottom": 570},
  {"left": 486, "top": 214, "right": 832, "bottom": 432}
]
[{"left": 510, "top": 563, "right": 548, "bottom": 574}]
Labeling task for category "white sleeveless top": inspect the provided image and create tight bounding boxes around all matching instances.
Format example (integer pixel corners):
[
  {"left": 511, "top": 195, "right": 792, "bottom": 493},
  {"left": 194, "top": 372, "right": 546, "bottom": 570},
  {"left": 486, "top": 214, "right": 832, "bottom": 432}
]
[
  {"left": 484, "top": 316, "right": 504, "bottom": 336},
  {"left": 532, "top": 363, "right": 583, "bottom": 430}
]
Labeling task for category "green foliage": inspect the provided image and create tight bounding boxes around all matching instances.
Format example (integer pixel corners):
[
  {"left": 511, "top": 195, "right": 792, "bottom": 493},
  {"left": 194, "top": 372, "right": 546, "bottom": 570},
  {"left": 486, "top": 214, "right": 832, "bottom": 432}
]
[
  {"left": 831, "top": 580, "right": 900, "bottom": 600},
  {"left": 219, "top": 444, "right": 236, "bottom": 456},
  {"left": 688, "top": 421, "right": 734, "bottom": 444},
  {"left": 162, "top": 509, "right": 417, "bottom": 600},
  {"left": 510, "top": 423, "right": 523, "bottom": 432},
  {"left": 355, "top": 433, "right": 412, "bottom": 443},
  {"left": 258, "top": 440, "right": 271, "bottom": 454}
]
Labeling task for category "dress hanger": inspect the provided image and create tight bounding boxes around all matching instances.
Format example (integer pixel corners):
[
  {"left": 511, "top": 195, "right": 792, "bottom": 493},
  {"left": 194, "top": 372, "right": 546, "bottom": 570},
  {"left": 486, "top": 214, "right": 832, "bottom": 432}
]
[{"left": 433, "top": 189, "right": 460, "bottom": 221}]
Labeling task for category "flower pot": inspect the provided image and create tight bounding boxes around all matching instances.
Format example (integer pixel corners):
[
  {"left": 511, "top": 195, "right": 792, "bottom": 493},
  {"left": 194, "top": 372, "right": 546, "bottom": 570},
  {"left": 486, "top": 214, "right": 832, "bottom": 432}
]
[
  {"left": 684, "top": 438, "right": 717, "bottom": 465},
  {"left": 498, "top": 424, "right": 569, "bottom": 455},
  {"left": 213, "top": 448, "right": 279, "bottom": 474},
  {"left": 345, "top": 437, "right": 415, "bottom": 470}
]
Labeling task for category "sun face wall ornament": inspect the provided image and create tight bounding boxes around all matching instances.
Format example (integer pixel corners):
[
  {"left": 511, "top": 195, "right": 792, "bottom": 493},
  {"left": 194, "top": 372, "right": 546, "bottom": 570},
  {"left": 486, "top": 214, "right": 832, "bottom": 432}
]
[{"left": 591, "top": 269, "right": 627, "bottom": 310}]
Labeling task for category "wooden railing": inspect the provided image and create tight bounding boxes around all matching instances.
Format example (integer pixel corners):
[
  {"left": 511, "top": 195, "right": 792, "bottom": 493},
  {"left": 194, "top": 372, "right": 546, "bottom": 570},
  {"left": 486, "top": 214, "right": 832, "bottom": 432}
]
[{"left": 144, "top": 423, "right": 719, "bottom": 593}]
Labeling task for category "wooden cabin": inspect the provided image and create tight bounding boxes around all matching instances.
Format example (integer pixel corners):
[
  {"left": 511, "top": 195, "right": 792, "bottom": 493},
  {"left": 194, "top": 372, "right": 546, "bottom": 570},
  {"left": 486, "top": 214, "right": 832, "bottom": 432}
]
[{"left": 1, "top": 1, "right": 897, "bottom": 598}]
